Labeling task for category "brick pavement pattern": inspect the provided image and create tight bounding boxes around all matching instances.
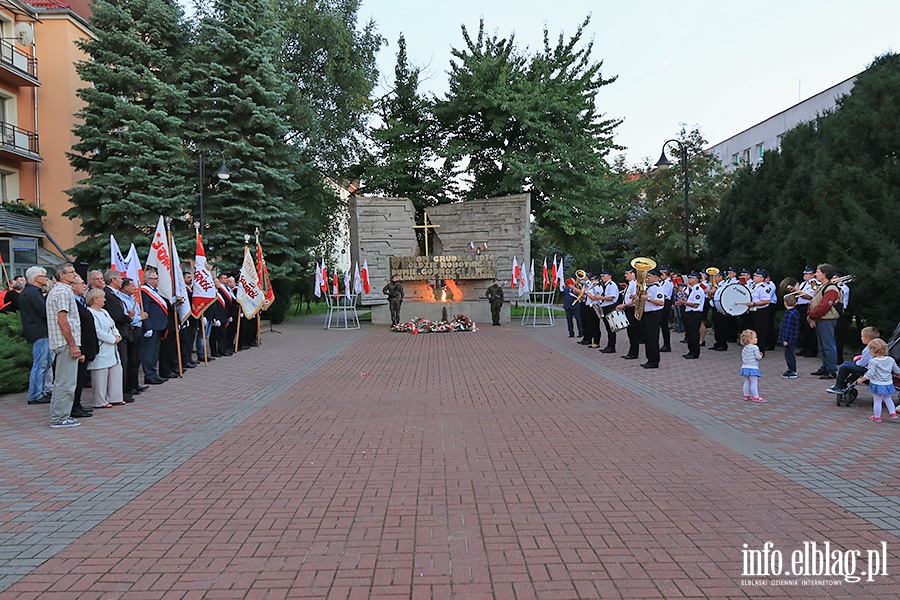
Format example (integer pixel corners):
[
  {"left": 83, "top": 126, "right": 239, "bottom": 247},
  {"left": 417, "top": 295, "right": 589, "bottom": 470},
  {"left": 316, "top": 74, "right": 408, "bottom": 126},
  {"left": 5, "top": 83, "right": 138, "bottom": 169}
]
[{"left": 1, "top": 317, "right": 899, "bottom": 598}]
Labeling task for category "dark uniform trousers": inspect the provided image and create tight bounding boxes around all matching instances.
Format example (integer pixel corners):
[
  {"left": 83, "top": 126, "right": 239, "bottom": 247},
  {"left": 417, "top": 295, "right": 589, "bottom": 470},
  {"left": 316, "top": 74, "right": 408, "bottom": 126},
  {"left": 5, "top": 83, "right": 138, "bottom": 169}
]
[
  {"left": 683, "top": 310, "right": 703, "bottom": 357},
  {"left": 624, "top": 306, "right": 641, "bottom": 357},
  {"left": 642, "top": 309, "right": 664, "bottom": 366}
]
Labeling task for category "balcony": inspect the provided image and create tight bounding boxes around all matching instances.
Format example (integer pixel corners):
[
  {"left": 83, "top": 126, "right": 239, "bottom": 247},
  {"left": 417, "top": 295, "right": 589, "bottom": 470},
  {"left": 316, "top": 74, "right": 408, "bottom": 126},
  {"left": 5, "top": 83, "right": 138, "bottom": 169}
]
[
  {"left": 0, "top": 121, "right": 41, "bottom": 163},
  {"left": 0, "top": 40, "right": 39, "bottom": 87}
]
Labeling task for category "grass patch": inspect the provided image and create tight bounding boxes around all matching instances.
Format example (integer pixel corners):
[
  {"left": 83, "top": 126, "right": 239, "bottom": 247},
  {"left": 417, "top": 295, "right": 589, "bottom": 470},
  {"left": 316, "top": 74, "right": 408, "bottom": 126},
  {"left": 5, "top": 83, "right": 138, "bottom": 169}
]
[{"left": 510, "top": 303, "right": 566, "bottom": 317}]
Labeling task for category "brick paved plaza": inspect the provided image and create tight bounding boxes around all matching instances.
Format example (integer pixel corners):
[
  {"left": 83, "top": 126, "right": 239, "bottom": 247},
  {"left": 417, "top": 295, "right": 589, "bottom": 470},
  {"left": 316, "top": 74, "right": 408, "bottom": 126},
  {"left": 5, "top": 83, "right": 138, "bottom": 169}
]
[{"left": 2, "top": 315, "right": 899, "bottom": 599}]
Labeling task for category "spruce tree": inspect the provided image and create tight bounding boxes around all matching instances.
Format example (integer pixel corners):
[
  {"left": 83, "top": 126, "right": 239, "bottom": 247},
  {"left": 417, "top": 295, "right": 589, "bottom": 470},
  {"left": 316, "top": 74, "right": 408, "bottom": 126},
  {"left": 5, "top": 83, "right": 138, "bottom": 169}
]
[
  {"left": 66, "top": 0, "right": 191, "bottom": 264},
  {"left": 183, "top": 0, "right": 305, "bottom": 278}
]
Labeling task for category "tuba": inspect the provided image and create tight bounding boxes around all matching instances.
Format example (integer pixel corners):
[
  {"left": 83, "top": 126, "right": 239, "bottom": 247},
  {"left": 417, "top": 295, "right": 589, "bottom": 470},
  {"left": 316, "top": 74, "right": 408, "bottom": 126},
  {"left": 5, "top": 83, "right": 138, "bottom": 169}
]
[
  {"left": 573, "top": 269, "right": 588, "bottom": 303},
  {"left": 705, "top": 267, "right": 720, "bottom": 294},
  {"left": 631, "top": 257, "right": 657, "bottom": 321}
]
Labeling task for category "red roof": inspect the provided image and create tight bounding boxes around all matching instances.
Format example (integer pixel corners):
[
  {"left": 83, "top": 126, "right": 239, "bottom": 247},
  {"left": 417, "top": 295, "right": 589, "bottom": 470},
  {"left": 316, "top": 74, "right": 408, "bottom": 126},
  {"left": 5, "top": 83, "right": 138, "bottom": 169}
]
[{"left": 26, "top": 0, "right": 73, "bottom": 9}]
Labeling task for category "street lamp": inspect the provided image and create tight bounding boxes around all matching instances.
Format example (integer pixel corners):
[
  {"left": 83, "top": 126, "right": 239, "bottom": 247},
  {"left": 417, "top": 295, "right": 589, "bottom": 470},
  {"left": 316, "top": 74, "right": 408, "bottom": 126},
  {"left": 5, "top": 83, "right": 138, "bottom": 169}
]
[
  {"left": 655, "top": 139, "right": 691, "bottom": 264},
  {"left": 198, "top": 152, "right": 231, "bottom": 233}
]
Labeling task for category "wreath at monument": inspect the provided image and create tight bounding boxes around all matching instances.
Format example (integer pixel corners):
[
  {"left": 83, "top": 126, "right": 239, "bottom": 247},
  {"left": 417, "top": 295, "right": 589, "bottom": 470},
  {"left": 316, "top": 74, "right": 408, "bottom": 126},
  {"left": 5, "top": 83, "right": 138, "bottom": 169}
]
[{"left": 391, "top": 315, "right": 478, "bottom": 334}]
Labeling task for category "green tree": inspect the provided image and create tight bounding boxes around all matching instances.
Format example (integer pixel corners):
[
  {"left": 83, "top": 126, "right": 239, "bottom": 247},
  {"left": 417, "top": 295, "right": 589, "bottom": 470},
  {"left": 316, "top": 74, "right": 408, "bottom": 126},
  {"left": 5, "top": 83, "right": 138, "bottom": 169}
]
[
  {"left": 276, "top": 0, "right": 383, "bottom": 176},
  {"left": 358, "top": 34, "right": 445, "bottom": 216},
  {"left": 634, "top": 127, "right": 733, "bottom": 270},
  {"left": 66, "top": 0, "right": 192, "bottom": 264},
  {"left": 183, "top": 0, "right": 307, "bottom": 278},
  {"left": 434, "top": 16, "right": 632, "bottom": 268}
]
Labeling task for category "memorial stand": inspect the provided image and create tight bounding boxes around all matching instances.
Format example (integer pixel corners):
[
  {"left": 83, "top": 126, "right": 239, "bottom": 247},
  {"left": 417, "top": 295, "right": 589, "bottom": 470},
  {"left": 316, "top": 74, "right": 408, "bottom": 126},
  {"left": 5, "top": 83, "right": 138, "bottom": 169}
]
[
  {"left": 520, "top": 290, "right": 556, "bottom": 327},
  {"left": 324, "top": 293, "right": 360, "bottom": 330}
]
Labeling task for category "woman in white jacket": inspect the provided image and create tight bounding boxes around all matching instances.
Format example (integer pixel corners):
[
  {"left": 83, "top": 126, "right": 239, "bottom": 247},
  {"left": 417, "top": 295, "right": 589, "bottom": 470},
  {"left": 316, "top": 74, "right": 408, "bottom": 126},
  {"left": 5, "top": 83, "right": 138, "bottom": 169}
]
[{"left": 84, "top": 288, "right": 125, "bottom": 408}]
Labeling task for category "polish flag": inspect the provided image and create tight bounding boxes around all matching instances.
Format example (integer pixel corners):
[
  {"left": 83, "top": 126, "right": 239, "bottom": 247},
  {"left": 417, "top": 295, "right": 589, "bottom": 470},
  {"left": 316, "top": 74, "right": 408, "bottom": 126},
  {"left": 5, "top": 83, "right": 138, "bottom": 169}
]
[
  {"left": 557, "top": 256, "right": 565, "bottom": 288},
  {"left": 110, "top": 234, "right": 127, "bottom": 274},
  {"left": 191, "top": 234, "right": 217, "bottom": 318},
  {"left": 332, "top": 273, "right": 339, "bottom": 296},
  {"left": 541, "top": 257, "right": 549, "bottom": 290},
  {"left": 518, "top": 264, "right": 529, "bottom": 297},
  {"left": 511, "top": 256, "right": 520, "bottom": 289},
  {"left": 551, "top": 255, "right": 558, "bottom": 289},
  {"left": 482, "top": 242, "right": 488, "bottom": 251},
  {"left": 361, "top": 260, "right": 371, "bottom": 294},
  {"left": 321, "top": 259, "right": 328, "bottom": 293},
  {"left": 344, "top": 269, "right": 352, "bottom": 296},
  {"left": 529, "top": 259, "right": 535, "bottom": 292},
  {"left": 353, "top": 263, "right": 363, "bottom": 294},
  {"left": 469, "top": 241, "right": 475, "bottom": 251}
]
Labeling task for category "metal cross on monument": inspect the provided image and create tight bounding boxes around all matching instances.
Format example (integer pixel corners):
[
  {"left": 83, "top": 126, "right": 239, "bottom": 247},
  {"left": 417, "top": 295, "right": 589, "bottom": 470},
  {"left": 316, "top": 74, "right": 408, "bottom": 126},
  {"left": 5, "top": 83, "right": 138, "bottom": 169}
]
[{"left": 411, "top": 212, "right": 440, "bottom": 257}]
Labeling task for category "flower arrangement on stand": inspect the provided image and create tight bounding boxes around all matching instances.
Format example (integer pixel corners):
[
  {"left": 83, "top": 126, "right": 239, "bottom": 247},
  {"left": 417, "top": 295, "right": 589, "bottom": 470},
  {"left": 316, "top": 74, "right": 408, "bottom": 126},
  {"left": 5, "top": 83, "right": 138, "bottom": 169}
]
[{"left": 391, "top": 314, "right": 478, "bottom": 334}]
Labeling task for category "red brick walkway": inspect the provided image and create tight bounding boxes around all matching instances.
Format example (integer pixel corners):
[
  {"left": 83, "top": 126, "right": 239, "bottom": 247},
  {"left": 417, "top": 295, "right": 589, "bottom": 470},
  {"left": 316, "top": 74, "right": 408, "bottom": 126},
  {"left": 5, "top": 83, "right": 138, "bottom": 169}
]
[{"left": 1, "top": 318, "right": 898, "bottom": 598}]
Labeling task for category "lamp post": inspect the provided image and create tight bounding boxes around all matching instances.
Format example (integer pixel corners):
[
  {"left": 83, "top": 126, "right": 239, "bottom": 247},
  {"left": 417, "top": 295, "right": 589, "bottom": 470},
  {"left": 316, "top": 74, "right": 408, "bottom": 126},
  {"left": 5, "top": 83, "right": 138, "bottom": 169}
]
[
  {"left": 198, "top": 153, "right": 231, "bottom": 233},
  {"left": 655, "top": 139, "right": 690, "bottom": 264}
]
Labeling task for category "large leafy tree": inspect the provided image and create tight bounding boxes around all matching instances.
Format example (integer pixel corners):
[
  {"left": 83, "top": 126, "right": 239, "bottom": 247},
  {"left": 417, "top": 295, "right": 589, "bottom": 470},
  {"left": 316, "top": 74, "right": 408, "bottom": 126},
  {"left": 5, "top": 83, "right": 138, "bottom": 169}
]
[
  {"left": 709, "top": 52, "right": 900, "bottom": 330},
  {"left": 434, "top": 16, "right": 632, "bottom": 269},
  {"left": 633, "top": 127, "right": 733, "bottom": 270},
  {"left": 183, "top": 0, "right": 307, "bottom": 278},
  {"left": 357, "top": 34, "right": 445, "bottom": 216},
  {"left": 66, "top": 0, "right": 192, "bottom": 263}
]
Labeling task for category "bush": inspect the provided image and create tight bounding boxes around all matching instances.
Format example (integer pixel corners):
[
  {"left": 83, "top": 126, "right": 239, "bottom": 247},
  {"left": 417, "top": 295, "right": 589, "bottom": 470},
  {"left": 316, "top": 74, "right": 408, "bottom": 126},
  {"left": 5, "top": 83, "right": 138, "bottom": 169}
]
[{"left": 0, "top": 313, "right": 33, "bottom": 394}]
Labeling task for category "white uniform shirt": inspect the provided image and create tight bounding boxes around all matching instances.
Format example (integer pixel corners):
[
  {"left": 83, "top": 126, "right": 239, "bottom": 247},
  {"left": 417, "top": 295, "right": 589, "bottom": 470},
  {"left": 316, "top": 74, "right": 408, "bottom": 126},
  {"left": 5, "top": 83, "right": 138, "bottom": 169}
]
[
  {"left": 644, "top": 282, "right": 664, "bottom": 312},
  {"left": 766, "top": 281, "right": 777, "bottom": 304},
  {"left": 623, "top": 280, "right": 637, "bottom": 307},
  {"left": 750, "top": 283, "right": 770, "bottom": 309},
  {"left": 585, "top": 281, "right": 600, "bottom": 307},
  {"left": 797, "top": 278, "right": 814, "bottom": 305},
  {"left": 659, "top": 278, "right": 674, "bottom": 302},
  {"left": 839, "top": 283, "right": 850, "bottom": 309},
  {"left": 600, "top": 280, "right": 618, "bottom": 308},
  {"left": 685, "top": 284, "right": 705, "bottom": 312}
]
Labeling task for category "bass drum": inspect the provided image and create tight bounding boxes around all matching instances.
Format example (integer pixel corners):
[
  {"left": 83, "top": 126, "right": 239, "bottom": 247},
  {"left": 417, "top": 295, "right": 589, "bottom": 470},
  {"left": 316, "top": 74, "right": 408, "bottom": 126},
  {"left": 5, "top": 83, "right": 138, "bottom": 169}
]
[
  {"left": 717, "top": 283, "right": 752, "bottom": 316},
  {"left": 605, "top": 309, "right": 630, "bottom": 332}
]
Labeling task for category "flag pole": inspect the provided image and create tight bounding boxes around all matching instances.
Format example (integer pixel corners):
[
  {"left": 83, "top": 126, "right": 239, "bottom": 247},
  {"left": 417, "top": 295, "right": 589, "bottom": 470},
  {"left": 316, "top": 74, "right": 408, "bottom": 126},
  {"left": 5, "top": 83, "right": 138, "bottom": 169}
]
[
  {"left": 255, "top": 227, "right": 263, "bottom": 347},
  {"left": 165, "top": 217, "right": 184, "bottom": 378},
  {"left": 234, "top": 311, "right": 242, "bottom": 353}
]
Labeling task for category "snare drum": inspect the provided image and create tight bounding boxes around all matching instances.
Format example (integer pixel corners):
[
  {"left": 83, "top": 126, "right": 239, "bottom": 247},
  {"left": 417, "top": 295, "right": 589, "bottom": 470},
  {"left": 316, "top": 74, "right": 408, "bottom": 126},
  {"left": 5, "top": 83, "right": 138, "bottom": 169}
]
[
  {"left": 605, "top": 309, "right": 630, "bottom": 332},
  {"left": 718, "top": 283, "right": 752, "bottom": 316}
]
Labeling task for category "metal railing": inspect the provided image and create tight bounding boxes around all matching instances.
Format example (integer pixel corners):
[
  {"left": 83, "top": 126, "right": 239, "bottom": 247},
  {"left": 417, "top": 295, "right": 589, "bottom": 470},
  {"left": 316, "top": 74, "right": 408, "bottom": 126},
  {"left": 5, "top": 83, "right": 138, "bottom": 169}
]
[
  {"left": 0, "top": 121, "right": 39, "bottom": 156},
  {"left": 0, "top": 40, "right": 37, "bottom": 79}
]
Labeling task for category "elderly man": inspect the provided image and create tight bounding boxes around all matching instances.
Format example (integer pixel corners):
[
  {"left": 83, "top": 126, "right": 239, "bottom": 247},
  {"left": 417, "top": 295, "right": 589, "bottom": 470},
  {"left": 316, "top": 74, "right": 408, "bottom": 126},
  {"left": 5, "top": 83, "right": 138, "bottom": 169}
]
[
  {"left": 104, "top": 269, "right": 135, "bottom": 402},
  {"left": 45, "top": 263, "right": 83, "bottom": 428},
  {"left": 19, "top": 266, "right": 53, "bottom": 404}
]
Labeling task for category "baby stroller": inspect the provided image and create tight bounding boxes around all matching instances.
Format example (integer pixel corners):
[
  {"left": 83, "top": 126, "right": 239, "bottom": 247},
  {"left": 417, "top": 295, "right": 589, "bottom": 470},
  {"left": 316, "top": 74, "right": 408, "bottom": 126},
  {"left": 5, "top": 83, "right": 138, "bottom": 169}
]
[{"left": 835, "top": 322, "right": 900, "bottom": 407}]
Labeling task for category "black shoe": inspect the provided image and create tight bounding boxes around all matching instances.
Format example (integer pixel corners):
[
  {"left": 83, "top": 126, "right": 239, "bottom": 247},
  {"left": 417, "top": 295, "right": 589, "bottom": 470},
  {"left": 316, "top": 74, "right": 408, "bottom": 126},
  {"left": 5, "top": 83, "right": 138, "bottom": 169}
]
[
  {"left": 810, "top": 369, "right": 828, "bottom": 376},
  {"left": 198, "top": 356, "right": 215, "bottom": 362},
  {"left": 568, "top": 333, "right": 575, "bottom": 337},
  {"left": 641, "top": 363, "right": 659, "bottom": 369},
  {"left": 123, "top": 395, "right": 135, "bottom": 403},
  {"left": 660, "top": 346, "right": 672, "bottom": 353},
  {"left": 578, "top": 340, "right": 592, "bottom": 345},
  {"left": 600, "top": 348, "right": 616, "bottom": 354},
  {"left": 712, "top": 346, "right": 727, "bottom": 352},
  {"left": 819, "top": 372, "right": 837, "bottom": 380},
  {"left": 70, "top": 408, "right": 93, "bottom": 418},
  {"left": 28, "top": 397, "right": 51, "bottom": 405},
  {"left": 159, "top": 373, "right": 176, "bottom": 379},
  {"left": 126, "top": 388, "right": 141, "bottom": 396},
  {"left": 210, "top": 353, "right": 223, "bottom": 358},
  {"left": 145, "top": 377, "right": 166, "bottom": 385},
  {"left": 183, "top": 362, "right": 197, "bottom": 369},
  {"left": 682, "top": 354, "right": 699, "bottom": 360},
  {"left": 621, "top": 355, "right": 639, "bottom": 359},
  {"left": 238, "top": 346, "right": 250, "bottom": 351},
  {"left": 136, "top": 385, "right": 149, "bottom": 391}
]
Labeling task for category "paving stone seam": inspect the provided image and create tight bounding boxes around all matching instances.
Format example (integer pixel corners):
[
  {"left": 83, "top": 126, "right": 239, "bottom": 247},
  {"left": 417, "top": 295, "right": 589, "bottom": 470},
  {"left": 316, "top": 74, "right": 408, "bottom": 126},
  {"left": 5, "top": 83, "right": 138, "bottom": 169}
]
[
  {"left": 0, "top": 329, "right": 367, "bottom": 593},
  {"left": 527, "top": 329, "right": 900, "bottom": 538}
]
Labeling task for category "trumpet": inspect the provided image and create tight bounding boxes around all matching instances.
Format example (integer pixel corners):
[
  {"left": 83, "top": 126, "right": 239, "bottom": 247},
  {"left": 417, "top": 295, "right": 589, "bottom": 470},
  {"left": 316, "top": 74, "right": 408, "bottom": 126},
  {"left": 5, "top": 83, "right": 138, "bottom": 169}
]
[{"left": 631, "top": 256, "right": 656, "bottom": 321}]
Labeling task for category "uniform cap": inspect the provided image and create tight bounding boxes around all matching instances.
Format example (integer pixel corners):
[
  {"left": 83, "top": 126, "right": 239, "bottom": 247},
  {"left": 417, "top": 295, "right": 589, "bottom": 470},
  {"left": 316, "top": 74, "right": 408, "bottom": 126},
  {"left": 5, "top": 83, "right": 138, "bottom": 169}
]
[{"left": 648, "top": 268, "right": 662, "bottom": 277}]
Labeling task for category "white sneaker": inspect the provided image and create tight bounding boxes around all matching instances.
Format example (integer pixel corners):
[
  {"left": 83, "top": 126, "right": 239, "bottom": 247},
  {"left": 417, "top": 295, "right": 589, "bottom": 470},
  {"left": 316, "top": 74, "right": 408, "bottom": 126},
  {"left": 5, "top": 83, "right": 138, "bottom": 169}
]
[{"left": 50, "top": 418, "right": 81, "bottom": 429}]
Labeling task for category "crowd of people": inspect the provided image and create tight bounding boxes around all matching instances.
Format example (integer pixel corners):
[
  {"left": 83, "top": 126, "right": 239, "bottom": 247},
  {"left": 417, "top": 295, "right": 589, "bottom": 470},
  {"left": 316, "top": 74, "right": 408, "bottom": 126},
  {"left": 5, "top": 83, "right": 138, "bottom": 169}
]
[{"left": 15, "top": 263, "right": 259, "bottom": 428}]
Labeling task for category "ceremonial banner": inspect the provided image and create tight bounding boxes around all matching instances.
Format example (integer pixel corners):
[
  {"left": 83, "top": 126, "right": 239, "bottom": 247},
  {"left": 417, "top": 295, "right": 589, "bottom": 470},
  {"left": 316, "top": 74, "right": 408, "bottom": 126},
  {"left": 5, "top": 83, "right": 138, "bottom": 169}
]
[
  {"left": 361, "top": 260, "right": 371, "bottom": 294},
  {"left": 321, "top": 259, "right": 329, "bottom": 293},
  {"left": 146, "top": 216, "right": 174, "bottom": 301},
  {"left": 353, "top": 262, "right": 363, "bottom": 295},
  {"left": 551, "top": 255, "right": 558, "bottom": 289},
  {"left": 529, "top": 259, "right": 535, "bottom": 292},
  {"left": 191, "top": 235, "right": 217, "bottom": 318},
  {"left": 256, "top": 239, "right": 275, "bottom": 308},
  {"left": 236, "top": 246, "right": 265, "bottom": 319},
  {"left": 110, "top": 234, "right": 127, "bottom": 274},
  {"left": 170, "top": 237, "right": 191, "bottom": 323},
  {"left": 511, "top": 256, "right": 520, "bottom": 289},
  {"left": 557, "top": 256, "right": 565, "bottom": 288},
  {"left": 542, "top": 257, "right": 549, "bottom": 290}
]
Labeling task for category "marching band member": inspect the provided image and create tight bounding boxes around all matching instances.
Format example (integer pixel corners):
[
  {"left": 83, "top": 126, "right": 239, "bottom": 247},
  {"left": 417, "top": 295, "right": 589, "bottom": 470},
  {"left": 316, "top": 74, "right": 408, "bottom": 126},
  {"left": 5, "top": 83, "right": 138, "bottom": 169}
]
[
  {"left": 562, "top": 278, "right": 583, "bottom": 338},
  {"left": 658, "top": 267, "right": 674, "bottom": 352},
  {"left": 582, "top": 274, "right": 603, "bottom": 348},
  {"left": 793, "top": 267, "right": 817, "bottom": 357},
  {"left": 710, "top": 270, "right": 729, "bottom": 351},
  {"left": 764, "top": 272, "right": 778, "bottom": 351},
  {"left": 679, "top": 272, "right": 705, "bottom": 359},
  {"left": 747, "top": 270, "right": 771, "bottom": 350},
  {"left": 598, "top": 269, "right": 619, "bottom": 354},
  {"left": 617, "top": 267, "right": 640, "bottom": 359},
  {"left": 640, "top": 269, "right": 666, "bottom": 369}
]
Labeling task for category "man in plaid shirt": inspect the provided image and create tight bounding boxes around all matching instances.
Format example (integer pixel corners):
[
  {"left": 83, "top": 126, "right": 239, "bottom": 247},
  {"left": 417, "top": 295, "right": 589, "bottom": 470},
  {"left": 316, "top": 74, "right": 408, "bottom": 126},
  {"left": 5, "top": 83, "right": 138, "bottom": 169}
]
[
  {"left": 778, "top": 295, "right": 801, "bottom": 378},
  {"left": 45, "top": 263, "right": 83, "bottom": 428}
]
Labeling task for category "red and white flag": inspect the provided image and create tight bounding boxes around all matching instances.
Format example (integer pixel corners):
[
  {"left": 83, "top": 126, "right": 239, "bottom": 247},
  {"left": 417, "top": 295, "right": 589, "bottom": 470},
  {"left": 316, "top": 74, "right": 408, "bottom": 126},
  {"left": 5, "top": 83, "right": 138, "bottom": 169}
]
[
  {"left": 256, "top": 240, "right": 275, "bottom": 308},
  {"left": 551, "top": 255, "right": 558, "bottom": 289},
  {"left": 353, "top": 262, "right": 363, "bottom": 295},
  {"left": 191, "top": 234, "right": 217, "bottom": 319},
  {"left": 469, "top": 241, "right": 475, "bottom": 251},
  {"left": 124, "top": 244, "right": 143, "bottom": 307},
  {"left": 482, "top": 242, "right": 488, "bottom": 251},
  {"left": 332, "top": 273, "right": 339, "bottom": 296},
  {"left": 517, "top": 263, "right": 529, "bottom": 297},
  {"left": 529, "top": 259, "right": 535, "bottom": 292},
  {"left": 314, "top": 260, "right": 323, "bottom": 298},
  {"left": 169, "top": 237, "right": 191, "bottom": 324},
  {"left": 321, "top": 259, "right": 329, "bottom": 293},
  {"left": 146, "top": 216, "right": 174, "bottom": 301},
  {"left": 541, "top": 257, "right": 549, "bottom": 290},
  {"left": 361, "top": 259, "right": 371, "bottom": 294},
  {"left": 236, "top": 246, "right": 265, "bottom": 318},
  {"left": 344, "top": 269, "right": 352, "bottom": 297},
  {"left": 110, "top": 234, "right": 127, "bottom": 274},
  {"left": 557, "top": 256, "right": 565, "bottom": 288},
  {"left": 511, "top": 256, "right": 520, "bottom": 289}
]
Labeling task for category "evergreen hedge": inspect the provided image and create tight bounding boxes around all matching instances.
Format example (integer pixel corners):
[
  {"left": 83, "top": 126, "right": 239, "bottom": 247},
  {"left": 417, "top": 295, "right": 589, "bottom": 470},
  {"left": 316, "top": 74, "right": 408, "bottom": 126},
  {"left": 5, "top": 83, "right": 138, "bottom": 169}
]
[{"left": 0, "top": 313, "right": 32, "bottom": 394}]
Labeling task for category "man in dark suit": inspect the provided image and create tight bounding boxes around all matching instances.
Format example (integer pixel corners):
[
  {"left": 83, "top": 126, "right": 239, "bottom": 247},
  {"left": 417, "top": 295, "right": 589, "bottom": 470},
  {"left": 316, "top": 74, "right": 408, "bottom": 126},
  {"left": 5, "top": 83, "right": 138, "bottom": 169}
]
[
  {"left": 19, "top": 267, "right": 53, "bottom": 404},
  {"left": 179, "top": 269, "right": 199, "bottom": 369},
  {"left": 140, "top": 269, "right": 169, "bottom": 384}
]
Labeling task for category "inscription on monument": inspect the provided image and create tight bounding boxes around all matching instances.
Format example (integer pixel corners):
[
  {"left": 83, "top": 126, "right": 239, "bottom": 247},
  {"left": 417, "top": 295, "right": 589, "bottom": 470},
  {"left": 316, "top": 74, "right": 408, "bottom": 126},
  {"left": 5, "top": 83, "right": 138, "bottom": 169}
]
[{"left": 390, "top": 255, "right": 497, "bottom": 280}]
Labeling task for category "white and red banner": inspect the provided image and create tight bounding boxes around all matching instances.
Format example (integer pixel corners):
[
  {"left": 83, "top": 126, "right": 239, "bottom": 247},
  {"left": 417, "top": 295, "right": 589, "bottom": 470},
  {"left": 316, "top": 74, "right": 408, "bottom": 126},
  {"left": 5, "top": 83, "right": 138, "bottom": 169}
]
[
  {"left": 557, "top": 256, "right": 565, "bottom": 288},
  {"left": 236, "top": 246, "right": 265, "bottom": 319},
  {"left": 353, "top": 262, "right": 363, "bottom": 295},
  {"left": 551, "top": 255, "right": 558, "bottom": 289},
  {"left": 511, "top": 256, "right": 520, "bottom": 289},
  {"left": 321, "top": 259, "right": 329, "bottom": 294},
  {"left": 332, "top": 273, "right": 339, "bottom": 296},
  {"left": 191, "top": 235, "right": 217, "bottom": 319},
  {"left": 314, "top": 260, "right": 323, "bottom": 298},
  {"left": 541, "top": 257, "right": 549, "bottom": 290},
  {"left": 146, "top": 216, "right": 174, "bottom": 301},
  {"left": 529, "top": 259, "right": 535, "bottom": 292},
  {"left": 169, "top": 236, "right": 191, "bottom": 324},
  {"left": 110, "top": 234, "right": 127, "bottom": 274},
  {"left": 361, "top": 259, "right": 371, "bottom": 294},
  {"left": 256, "top": 241, "right": 275, "bottom": 309}
]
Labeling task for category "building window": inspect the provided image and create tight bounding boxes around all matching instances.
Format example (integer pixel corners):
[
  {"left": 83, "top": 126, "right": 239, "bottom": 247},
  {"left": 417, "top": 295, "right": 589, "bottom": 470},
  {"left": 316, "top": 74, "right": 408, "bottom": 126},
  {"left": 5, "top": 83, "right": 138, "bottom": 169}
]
[
  {"left": 756, "top": 143, "right": 764, "bottom": 161},
  {"left": 732, "top": 153, "right": 739, "bottom": 165},
  {"left": 741, "top": 148, "right": 750, "bottom": 164},
  {"left": 776, "top": 134, "right": 784, "bottom": 149}
]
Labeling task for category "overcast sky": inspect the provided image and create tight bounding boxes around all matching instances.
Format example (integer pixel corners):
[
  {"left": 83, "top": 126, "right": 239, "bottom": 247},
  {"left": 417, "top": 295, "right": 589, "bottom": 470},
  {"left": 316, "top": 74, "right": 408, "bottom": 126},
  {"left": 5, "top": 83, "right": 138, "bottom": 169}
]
[{"left": 357, "top": 0, "right": 898, "bottom": 167}]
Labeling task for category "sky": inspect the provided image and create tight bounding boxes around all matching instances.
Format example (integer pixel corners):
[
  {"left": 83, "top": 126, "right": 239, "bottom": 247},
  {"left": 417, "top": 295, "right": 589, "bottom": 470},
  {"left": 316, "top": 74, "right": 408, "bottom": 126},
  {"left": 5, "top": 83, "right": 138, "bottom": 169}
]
[{"left": 357, "top": 0, "right": 899, "bottom": 167}]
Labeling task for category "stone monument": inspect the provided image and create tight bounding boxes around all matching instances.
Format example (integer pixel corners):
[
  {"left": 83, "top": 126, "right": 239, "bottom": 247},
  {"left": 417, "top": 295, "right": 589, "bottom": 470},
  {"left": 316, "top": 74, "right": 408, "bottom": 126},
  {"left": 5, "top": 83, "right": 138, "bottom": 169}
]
[{"left": 349, "top": 194, "right": 531, "bottom": 325}]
